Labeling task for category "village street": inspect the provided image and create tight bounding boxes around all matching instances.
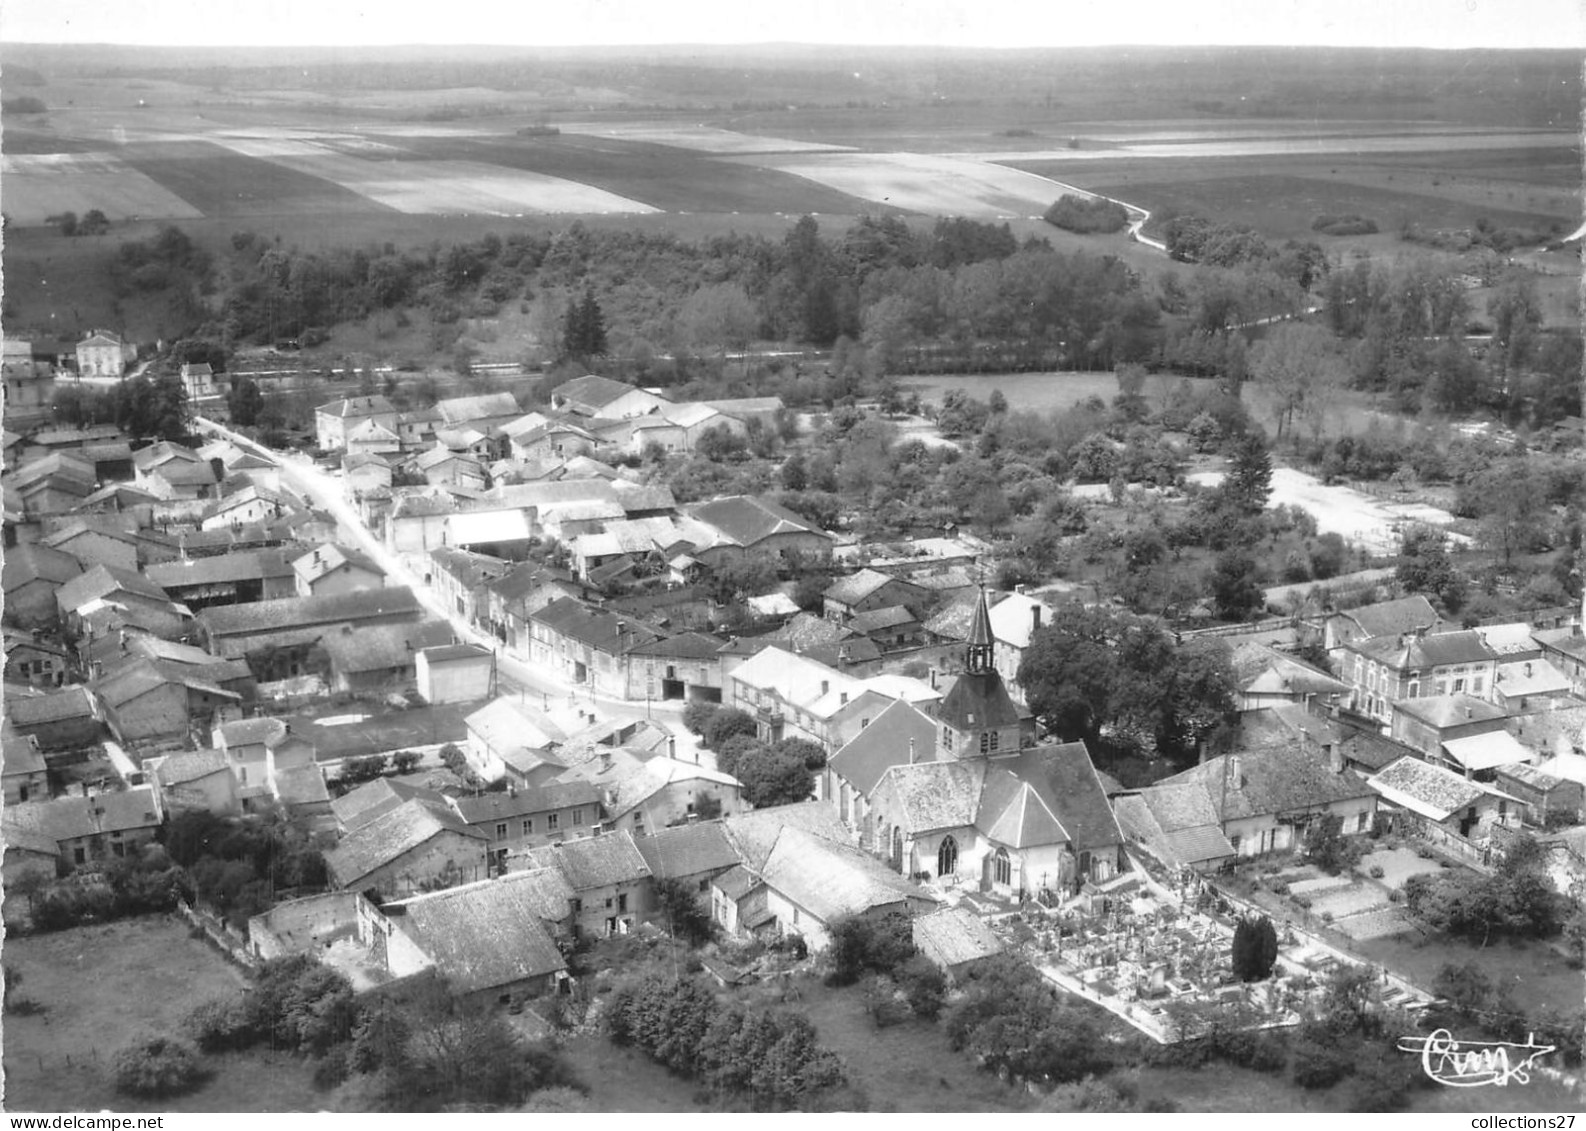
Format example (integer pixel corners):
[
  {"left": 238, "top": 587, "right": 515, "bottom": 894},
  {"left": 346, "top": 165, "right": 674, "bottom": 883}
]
[{"left": 193, "top": 417, "right": 705, "bottom": 764}]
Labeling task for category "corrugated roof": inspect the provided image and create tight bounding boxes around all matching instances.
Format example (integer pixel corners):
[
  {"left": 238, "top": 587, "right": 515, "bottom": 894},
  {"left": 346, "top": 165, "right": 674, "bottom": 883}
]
[{"left": 387, "top": 872, "right": 567, "bottom": 992}]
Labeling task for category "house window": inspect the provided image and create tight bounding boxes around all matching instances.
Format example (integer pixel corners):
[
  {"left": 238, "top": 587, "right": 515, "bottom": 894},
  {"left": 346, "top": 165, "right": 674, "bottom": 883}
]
[
  {"left": 1356, "top": 812, "right": 1368, "bottom": 832},
  {"left": 572, "top": 808, "right": 585, "bottom": 826},
  {"left": 496, "top": 823, "right": 508, "bottom": 839},
  {"left": 942, "top": 727, "right": 954, "bottom": 751},
  {"left": 572, "top": 898, "right": 582, "bottom": 913},
  {"left": 979, "top": 732, "right": 990, "bottom": 754},
  {"left": 74, "top": 846, "right": 86, "bottom": 865},
  {"left": 1473, "top": 676, "right": 1484, "bottom": 695},
  {"left": 1229, "top": 835, "right": 1242, "bottom": 853},
  {"left": 699, "top": 878, "right": 711, "bottom": 892},
  {"left": 547, "top": 813, "right": 559, "bottom": 831},
  {"left": 1453, "top": 678, "right": 1465, "bottom": 693},
  {"left": 1407, "top": 681, "right": 1419, "bottom": 698},
  {"left": 523, "top": 819, "right": 533, "bottom": 835},
  {"left": 993, "top": 848, "right": 1011, "bottom": 886}
]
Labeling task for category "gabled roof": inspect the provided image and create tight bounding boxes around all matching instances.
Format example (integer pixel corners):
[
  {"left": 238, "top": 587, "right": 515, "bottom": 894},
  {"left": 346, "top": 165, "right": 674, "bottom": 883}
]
[
  {"left": 3, "top": 730, "right": 48, "bottom": 778},
  {"left": 727, "top": 647, "right": 857, "bottom": 717},
  {"left": 96, "top": 657, "right": 239, "bottom": 708},
  {"left": 3, "top": 542, "right": 85, "bottom": 591},
  {"left": 530, "top": 597, "right": 662, "bottom": 654},
  {"left": 1355, "top": 629, "right": 1497, "bottom": 670},
  {"left": 847, "top": 605, "right": 919, "bottom": 635},
  {"left": 913, "top": 906, "right": 1005, "bottom": 969},
  {"left": 553, "top": 374, "right": 650, "bottom": 411},
  {"left": 198, "top": 586, "right": 422, "bottom": 638},
  {"left": 1495, "top": 659, "right": 1571, "bottom": 698},
  {"left": 1336, "top": 595, "right": 1440, "bottom": 638},
  {"left": 830, "top": 700, "right": 941, "bottom": 795},
  {"left": 1441, "top": 731, "right": 1534, "bottom": 772},
  {"left": 822, "top": 569, "right": 903, "bottom": 606},
  {"left": 722, "top": 801, "right": 851, "bottom": 872},
  {"left": 145, "top": 550, "right": 293, "bottom": 589},
  {"left": 331, "top": 777, "right": 447, "bottom": 833},
  {"left": 151, "top": 748, "right": 230, "bottom": 786},
  {"left": 1112, "top": 791, "right": 1238, "bottom": 867},
  {"left": 607, "top": 757, "right": 740, "bottom": 819},
  {"left": 526, "top": 829, "right": 651, "bottom": 891},
  {"left": 323, "top": 798, "right": 485, "bottom": 886},
  {"left": 875, "top": 760, "right": 984, "bottom": 834},
  {"left": 761, "top": 826, "right": 934, "bottom": 923},
  {"left": 1391, "top": 693, "right": 1506, "bottom": 729},
  {"left": 386, "top": 873, "right": 568, "bottom": 991},
  {"left": 319, "top": 619, "right": 454, "bottom": 675},
  {"left": 1231, "top": 641, "right": 1351, "bottom": 697},
  {"left": 1368, "top": 756, "right": 1493, "bottom": 821},
  {"left": 11, "top": 451, "right": 97, "bottom": 488},
  {"left": 635, "top": 821, "right": 741, "bottom": 879},
  {"left": 464, "top": 697, "right": 567, "bottom": 759},
  {"left": 1159, "top": 742, "right": 1376, "bottom": 823},
  {"left": 315, "top": 395, "right": 394, "bottom": 419},
  {"left": 1337, "top": 729, "right": 1420, "bottom": 773},
  {"left": 291, "top": 543, "right": 385, "bottom": 585},
  {"left": 436, "top": 392, "right": 521, "bottom": 424},
  {"left": 985, "top": 742, "right": 1123, "bottom": 852},
  {"left": 449, "top": 780, "right": 599, "bottom": 825},
  {"left": 687, "top": 495, "right": 829, "bottom": 547},
  {"left": 976, "top": 768, "right": 1068, "bottom": 848},
  {"left": 3, "top": 788, "right": 160, "bottom": 843},
  {"left": 7, "top": 686, "right": 97, "bottom": 726}
]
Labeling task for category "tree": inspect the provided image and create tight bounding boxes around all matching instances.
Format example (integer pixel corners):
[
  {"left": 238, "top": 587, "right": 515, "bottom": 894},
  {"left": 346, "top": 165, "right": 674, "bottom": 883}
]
[
  {"left": 702, "top": 708, "right": 757, "bottom": 751},
  {"left": 561, "top": 287, "right": 607, "bottom": 359},
  {"left": 1303, "top": 814, "right": 1361, "bottom": 876},
  {"left": 1220, "top": 432, "right": 1272, "bottom": 514},
  {"left": 1209, "top": 549, "right": 1263, "bottom": 621},
  {"left": 734, "top": 744, "right": 815, "bottom": 808},
  {"left": 1396, "top": 525, "right": 1462, "bottom": 610},
  {"left": 826, "top": 912, "right": 917, "bottom": 986},
  {"left": 227, "top": 377, "right": 265, "bottom": 427},
  {"left": 1230, "top": 914, "right": 1279, "bottom": 982},
  {"left": 57, "top": 210, "right": 78, "bottom": 237},
  {"left": 79, "top": 208, "right": 110, "bottom": 236},
  {"left": 652, "top": 876, "right": 717, "bottom": 946},
  {"left": 113, "top": 1035, "right": 208, "bottom": 1098}
]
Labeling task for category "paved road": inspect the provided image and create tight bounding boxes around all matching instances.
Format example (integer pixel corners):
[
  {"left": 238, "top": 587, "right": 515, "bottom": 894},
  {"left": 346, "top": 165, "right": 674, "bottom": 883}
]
[{"left": 192, "top": 416, "right": 703, "bottom": 761}]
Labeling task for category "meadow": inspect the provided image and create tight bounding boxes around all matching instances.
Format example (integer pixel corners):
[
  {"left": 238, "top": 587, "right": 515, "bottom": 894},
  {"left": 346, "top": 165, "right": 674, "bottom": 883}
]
[{"left": 2, "top": 915, "right": 320, "bottom": 1113}]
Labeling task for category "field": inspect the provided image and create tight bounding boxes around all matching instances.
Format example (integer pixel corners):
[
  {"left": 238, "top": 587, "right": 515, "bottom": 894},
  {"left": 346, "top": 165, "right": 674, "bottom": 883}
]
[
  {"left": 899, "top": 370, "right": 1221, "bottom": 416},
  {"left": 1, "top": 152, "right": 205, "bottom": 224},
  {"left": 2, "top": 916, "right": 320, "bottom": 1113}
]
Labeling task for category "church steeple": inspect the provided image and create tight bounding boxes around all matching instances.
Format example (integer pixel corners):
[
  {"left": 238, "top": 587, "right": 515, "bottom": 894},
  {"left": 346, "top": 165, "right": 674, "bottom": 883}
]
[{"left": 965, "top": 585, "right": 994, "bottom": 675}]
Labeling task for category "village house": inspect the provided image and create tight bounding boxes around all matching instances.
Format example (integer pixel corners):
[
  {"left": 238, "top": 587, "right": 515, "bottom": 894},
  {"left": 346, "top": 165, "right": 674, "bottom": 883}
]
[
  {"left": 291, "top": 544, "right": 386, "bottom": 598},
  {"left": 3, "top": 543, "right": 85, "bottom": 627},
  {"left": 428, "top": 547, "right": 511, "bottom": 627},
  {"left": 133, "top": 442, "right": 218, "bottom": 501},
  {"left": 1533, "top": 629, "right": 1586, "bottom": 698},
  {"left": 9, "top": 453, "right": 97, "bottom": 515},
  {"left": 415, "top": 643, "right": 495, "bottom": 705},
  {"left": 1367, "top": 756, "right": 1522, "bottom": 850},
  {"left": 634, "top": 821, "right": 743, "bottom": 905},
  {"left": 822, "top": 569, "right": 928, "bottom": 623},
  {"left": 145, "top": 550, "right": 297, "bottom": 611},
  {"left": 40, "top": 520, "right": 140, "bottom": 573},
  {"left": 1493, "top": 657, "right": 1575, "bottom": 715},
  {"left": 196, "top": 586, "right": 424, "bottom": 676},
  {"left": 1492, "top": 762, "right": 1583, "bottom": 825},
  {"left": 4, "top": 630, "right": 73, "bottom": 688},
  {"left": 750, "top": 826, "right": 938, "bottom": 952},
  {"left": 75, "top": 330, "right": 135, "bottom": 377},
  {"left": 199, "top": 485, "right": 290, "bottom": 531},
  {"left": 1149, "top": 741, "right": 1379, "bottom": 858},
  {"left": 3, "top": 726, "right": 50, "bottom": 804},
  {"left": 377, "top": 874, "right": 569, "bottom": 1007},
  {"left": 1317, "top": 594, "right": 1442, "bottom": 654},
  {"left": 148, "top": 749, "right": 241, "bottom": 819},
  {"left": 6, "top": 686, "right": 103, "bottom": 752},
  {"left": 595, "top": 757, "right": 744, "bottom": 840},
  {"left": 464, "top": 696, "right": 569, "bottom": 786},
  {"left": 523, "top": 830, "right": 653, "bottom": 939},
  {"left": 212, "top": 715, "right": 317, "bottom": 802},
  {"left": 1112, "top": 783, "right": 1239, "bottom": 873},
  {"left": 2, "top": 787, "right": 162, "bottom": 871},
  {"left": 3, "top": 337, "right": 55, "bottom": 412},
  {"left": 410, "top": 446, "right": 488, "bottom": 491},
  {"left": 727, "top": 646, "right": 898, "bottom": 752},
  {"left": 551, "top": 374, "right": 671, "bottom": 421},
  {"left": 621, "top": 632, "right": 731, "bottom": 706},
  {"left": 325, "top": 796, "right": 491, "bottom": 899},
  {"left": 95, "top": 657, "right": 241, "bottom": 750},
  {"left": 316, "top": 396, "right": 399, "bottom": 452},
  {"left": 527, "top": 598, "right": 663, "bottom": 699},
  {"left": 57, "top": 565, "right": 190, "bottom": 642},
  {"left": 1230, "top": 640, "right": 1353, "bottom": 713},
  {"left": 684, "top": 495, "right": 834, "bottom": 564},
  {"left": 1389, "top": 693, "right": 1509, "bottom": 760},
  {"left": 344, "top": 417, "right": 403, "bottom": 458},
  {"left": 179, "top": 361, "right": 221, "bottom": 400},
  {"left": 385, "top": 490, "right": 458, "bottom": 560},
  {"left": 1342, "top": 629, "right": 1501, "bottom": 725},
  {"left": 446, "top": 780, "right": 603, "bottom": 872}
]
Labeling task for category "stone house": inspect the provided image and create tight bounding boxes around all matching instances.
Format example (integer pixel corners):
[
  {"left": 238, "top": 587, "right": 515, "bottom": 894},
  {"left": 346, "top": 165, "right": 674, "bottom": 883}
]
[
  {"left": 1342, "top": 629, "right": 1500, "bottom": 725},
  {"left": 324, "top": 797, "right": 490, "bottom": 899},
  {"left": 1389, "top": 694, "right": 1509, "bottom": 760},
  {"left": 822, "top": 569, "right": 928, "bottom": 622},
  {"left": 7, "top": 686, "right": 103, "bottom": 752},
  {"left": 524, "top": 830, "right": 653, "bottom": 939},
  {"left": 315, "top": 396, "right": 398, "bottom": 452},
  {"left": 291, "top": 544, "right": 386, "bottom": 598}
]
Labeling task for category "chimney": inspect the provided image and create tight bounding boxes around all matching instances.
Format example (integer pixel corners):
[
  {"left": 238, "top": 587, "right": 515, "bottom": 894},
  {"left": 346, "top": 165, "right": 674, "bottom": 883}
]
[
  {"left": 1524, "top": 662, "right": 1533, "bottom": 678},
  {"left": 840, "top": 691, "right": 849, "bottom": 706},
  {"left": 929, "top": 667, "right": 938, "bottom": 690},
  {"left": 1228, "top": 755, "right": 1242, "bottom": 788},
  {"left": 1327, "top": 742, "right": 1342, "bottom": 774},
  {"left": 1031, "top": 604, "right": 1042, "bottom": 633},
  {"left": 820, "top": 680, "right": 829, "bottom": 696},
  {"left": 507, "top": 782, "right": 516, "bottom": 797},
  {"left": 909, "top": 737, "right": 918, "bottom": 764}
]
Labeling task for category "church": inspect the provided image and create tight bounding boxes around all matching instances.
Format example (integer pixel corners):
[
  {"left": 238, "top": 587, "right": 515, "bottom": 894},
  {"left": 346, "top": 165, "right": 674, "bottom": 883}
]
[{"left": 824, "top": 588, "right": 1128, "bottom": 901}]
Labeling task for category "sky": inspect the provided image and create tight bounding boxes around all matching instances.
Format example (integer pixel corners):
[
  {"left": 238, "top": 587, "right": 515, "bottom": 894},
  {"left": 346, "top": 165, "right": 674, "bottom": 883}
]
[{"left": 5, "top": 0, "right": 1585, "bottom": 49}]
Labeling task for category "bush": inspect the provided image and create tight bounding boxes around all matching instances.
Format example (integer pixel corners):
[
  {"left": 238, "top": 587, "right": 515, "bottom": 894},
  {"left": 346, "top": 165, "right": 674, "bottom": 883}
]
[
  {"left": 1044, "top": 194, "right": 1131, "bottom": 235},
  {"left": 826, "top": 912, "right": 917, "bottom": 986},
  {"left": 1368, "top": 864, "right": 1386, "bottom": 879},
  {"left": 113, "top": 1035, "right": 209, "bottom": 1098},
  {"left": 897, "top": 955, "right": 947, "bottom": 1021},
  {"left": 391, "top": 750, "right": 422, "bottom": 774},
  {"left": 1231, "top": 914, "right": 1279, "bottom": 982},
  {"left": 702, "top": 707, "right": 757, "bottom": 751},
  {"left": 682, "top": 700, "right": 719, "bottom": 736},
  {"left": 184, "top": 997, "right": 259, "bottom": 1053},
  {"left": 1290, "top": 1037, "right": 1355, "bottom": 1089},
  {"left": 1311, "top": 214, "right": 1379, "bottom": 236}
]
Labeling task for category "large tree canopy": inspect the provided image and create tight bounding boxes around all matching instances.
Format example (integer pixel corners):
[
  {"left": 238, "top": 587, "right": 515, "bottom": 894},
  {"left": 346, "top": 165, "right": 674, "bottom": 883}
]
[{"left": 1016, "top": 604, "right": 1236, "bottom": 761}]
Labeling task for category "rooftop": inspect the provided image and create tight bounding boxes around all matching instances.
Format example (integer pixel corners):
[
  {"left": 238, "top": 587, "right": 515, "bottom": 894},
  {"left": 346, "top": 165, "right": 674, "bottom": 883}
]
[{"left": 526, "top": 829, "right": 652, "bottom": 891}]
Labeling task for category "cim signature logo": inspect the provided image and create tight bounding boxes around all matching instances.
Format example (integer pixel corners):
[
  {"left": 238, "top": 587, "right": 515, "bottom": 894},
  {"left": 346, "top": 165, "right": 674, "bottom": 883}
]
[{"left": 1396, "top": 1029, "right": 1556, "bottom": 1088}]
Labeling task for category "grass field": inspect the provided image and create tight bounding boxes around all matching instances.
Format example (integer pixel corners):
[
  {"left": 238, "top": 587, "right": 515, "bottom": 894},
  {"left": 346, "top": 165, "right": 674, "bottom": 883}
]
[
  {"left": 2, "top": 916, "right": 320, "bottom": 1113},
  {"left": 898, "top": 371, "right": 1223, "bottom": 416},
  {"left": 121, "top": 140, "right": 399, "bottom": 220}
]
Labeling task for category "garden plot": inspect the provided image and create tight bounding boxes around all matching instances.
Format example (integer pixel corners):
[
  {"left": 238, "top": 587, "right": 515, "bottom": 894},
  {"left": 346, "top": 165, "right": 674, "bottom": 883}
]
[
  {"left": 559, "top": 122, "right": 852, "bottom": 154},
  {"left": 1, "top": 152, "right": 204, "bottom": 224},
  {"left": 1309, "top": 884, "right": 1392, "bottom": 920},
  {"left": 206, "top": 136, "right": 658, "bottom": 215},
  {"left": 1331, "top": 907, "right": 1413, "bottom": 941},
  {"left": 1286, "top": 874, "right": 1353, "bottom": 896},
  {"left": 742, "top": 152, "right": 1084, "bottom": 218}
]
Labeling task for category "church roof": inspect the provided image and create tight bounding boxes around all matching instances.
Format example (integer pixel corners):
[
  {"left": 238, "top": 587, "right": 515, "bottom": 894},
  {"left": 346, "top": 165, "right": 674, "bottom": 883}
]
[{"left": 936, "top": 670, "right": 1021, "bottom": 733}]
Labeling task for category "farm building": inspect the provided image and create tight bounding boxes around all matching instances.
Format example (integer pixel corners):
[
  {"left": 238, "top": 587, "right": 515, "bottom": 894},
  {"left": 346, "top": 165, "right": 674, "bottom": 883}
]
[
  {"left": 415, "top": 643, "right": 495, "bottom": 705},
  {"left": 551, "top": 374, "right": 670, "bottom": 421},
  {"left": 316, "top": 396, "right": 398, "bottom": 451},
  {"left": 1367, "top": 756, "right": 1522, "bottom": 845},
  {"left": 95, "top": 657, "right": 241, "bottom": 749},
  {"left": 755, "top": 826, "right": 937, "bottom": 952},
  {"left": 463, "top": 696, "right": 568, "bottom": 786},
  {"left": 4, "top": 630, "right": 73, "bottom": 688},
  {"left": 318, "top": 619, "right": 455, "bottom": 694},
  {"left": 3, "top": 727, "right": 49, "bottom": 804},
  {"left": 7, "top": 686, "right": 103, "bottom": 752},
  {"left": 685, "top": 495, "right": 833, "bottom": 563},
  {"left": 2, "top": 543, "right": 85, "bottom": 627},
  {"left": 196, "top": 586, "right": 425, "bottom": 671},
  {"left": 523, "top": 830, "right": 653, "bottom": 939},
  {"left": 1493, "top": 762, "right": 1584, "bottom": 824},
  {"left": 145, "top": 550, "right": 297, "bottom": 610},
  {"left": 633, "top": 821, "right": 742, "bottom": 897},
  {"left": 324, "top": 798, "right": 490, "bottom": 899},
  {"left": 447, "top": 780, "right": 603, "bottom": 869},
  {"left": 1389, "top": 694, "right": 1509, "bottom": 760},
  {"left": 291, "top": 544, "right": 386, "bottom": 598},
  {"left": 912, "top": 905, "right": 1005, "bottom": 977},
  {"left": 148, "top": 749, "right": 241, "bottom": 819}
]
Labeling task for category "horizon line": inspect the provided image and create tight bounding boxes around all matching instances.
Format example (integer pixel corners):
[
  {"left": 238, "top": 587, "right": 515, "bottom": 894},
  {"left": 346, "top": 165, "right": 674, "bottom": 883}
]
[{"left": 5, "top": 39, "right": 1582, "bottom": 52}]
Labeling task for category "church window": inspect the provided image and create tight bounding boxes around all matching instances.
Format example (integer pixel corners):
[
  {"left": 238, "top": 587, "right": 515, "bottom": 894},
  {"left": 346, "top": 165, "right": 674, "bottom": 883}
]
[
  {"left": 993, "top": 848, "right": 1011, "bottom": 886},
  {"left": 937, "top": 835, "right": 958, "bottom": 877}
]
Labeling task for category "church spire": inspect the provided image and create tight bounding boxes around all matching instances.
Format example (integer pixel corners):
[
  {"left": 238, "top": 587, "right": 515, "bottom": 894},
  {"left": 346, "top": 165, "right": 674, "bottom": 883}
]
[{"left": 966, "top": 585, "right": 993, "bottom": 675}]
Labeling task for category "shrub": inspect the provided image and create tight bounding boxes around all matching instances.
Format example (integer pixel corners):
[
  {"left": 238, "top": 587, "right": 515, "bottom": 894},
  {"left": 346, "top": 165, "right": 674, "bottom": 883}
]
[
  {"left": 113, "top": 1035, "right": 209, "bottom": 1098},
  {"left": 1268, "top": 880, "right": 1290, "bottom": 897},
  {"left": 184, "top": 997, "right": 259, "bottom": 1053},
  {"left": 1044, "top": 194, "right": 1130, "bottom": 235},
  {"left": 897, "top": 955, "right": 947, "bottom": 1021},
  {"left": 1290, "top": 1037, "right": 1355, "bottom": 1089},
  {"left": 826, "top": 912, "right": 917, "bottom": 986},
  {"left": 1368, "top": 865, "right": 1386, "bottom": 879},
  {"left": 682, "top": 700, "right": 719, "bottom": 736},
  {"left": 702, "top": 708, "right": 757, "bottom": 751},
  {"left": 1311, "top": 214, "right": 1379, "bottom": 236},
  {"left": 391, "top": 750, "right": 422, "bottom": 774}
]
